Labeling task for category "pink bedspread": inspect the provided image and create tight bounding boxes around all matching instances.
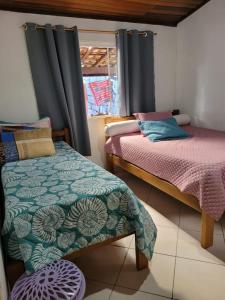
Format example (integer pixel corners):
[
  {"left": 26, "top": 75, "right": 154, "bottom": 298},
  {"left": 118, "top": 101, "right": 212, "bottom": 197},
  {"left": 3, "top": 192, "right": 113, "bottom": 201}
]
[{"left": 105, "top": 126, "right": 225, "bottom": 220}]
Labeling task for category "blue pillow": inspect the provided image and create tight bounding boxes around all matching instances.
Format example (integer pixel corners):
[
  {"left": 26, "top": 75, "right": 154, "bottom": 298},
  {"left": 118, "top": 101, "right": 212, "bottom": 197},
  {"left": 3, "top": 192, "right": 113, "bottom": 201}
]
[
  {"left": 138, "top": 117, "right": 190, "bottom": 142},
  {"left": 1, "top": 131, "right": 19, "bottom": 163},
  {"left": 0, "top": 126, "right": 34, "bottom": 167}
]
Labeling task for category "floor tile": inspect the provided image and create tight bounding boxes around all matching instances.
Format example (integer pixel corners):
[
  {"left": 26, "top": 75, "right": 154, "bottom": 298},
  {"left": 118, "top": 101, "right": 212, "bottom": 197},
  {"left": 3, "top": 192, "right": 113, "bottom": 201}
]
[
  {"left": 141, "top": 200, "right": 179, "bottom": 229},
  {"left": 111, "top": 286, "right": 169, "bottom": 300},
  {"left": 84, "top": 280, "right": 113, "bottom": 300},
  {"left": 130, "top": 226, "right": 178, "bottom": 257},
  {"left": 153, "top": 226, "right": 178, "bottom": 257},
  {"left": 117, "top": 250, "right": 175, "bottom": 298},
  {"left": 74, "top": 245, "right": 127, "bottom": 285},
  {"left": 116, "top": 169, "right": 180, "bottom": 228},
  {"left": 222, "top": 224, "right": 225, "bottom": 240},
  {"left": 126, "top": 179, "right": 152, "bottom": 202},
  {"left": 148, "top": 187, "right": 180, "bottom": 208},
  {"left": 112, "top": 235, "right": 134, "bottom": 248},
  {"left": 177, "top": 229, "right": 225, "bottom": 265},
  {"left": 144, "top": 189, "right": 181, "bottom": 227},
  {"left": 180, "top": 205, "right": 223, "bottom": 235},
  {"left": 174, "top": 257, "right": 225, "bottom": 300},
  {"left": 115, "top": 169, "right": 152, "bottom": 201},
  {"left": 220, "top": 213, "right": 225, "bottom": 235}
]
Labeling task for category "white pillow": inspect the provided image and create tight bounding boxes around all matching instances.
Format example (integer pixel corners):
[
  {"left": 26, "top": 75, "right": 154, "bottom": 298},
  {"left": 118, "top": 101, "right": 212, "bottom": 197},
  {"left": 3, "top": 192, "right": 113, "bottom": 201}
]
[
  {"left": 105, "top": 120, "right": 139, "bottom": 137},
  {"left": 174, "top": 114, "right": 191, "bottom": 125}
]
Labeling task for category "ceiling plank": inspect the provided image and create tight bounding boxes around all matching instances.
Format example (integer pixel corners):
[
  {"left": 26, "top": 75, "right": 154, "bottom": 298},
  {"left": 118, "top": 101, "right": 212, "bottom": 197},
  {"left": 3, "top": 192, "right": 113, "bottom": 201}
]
[
  {"left": 0, "top": 0, "right": 211, "bottom": 27},
  {"left": 82, "top": 47, "right": 93, "bottom": 60},
  {"left": 177, "top": 0, "right": 210, "bottom": 23},
  {"left": 93, "top": 53, "right": 107, "bottom": 67},
  {"left": 125, "top": 0, "right": 201, "bottom": 8}
]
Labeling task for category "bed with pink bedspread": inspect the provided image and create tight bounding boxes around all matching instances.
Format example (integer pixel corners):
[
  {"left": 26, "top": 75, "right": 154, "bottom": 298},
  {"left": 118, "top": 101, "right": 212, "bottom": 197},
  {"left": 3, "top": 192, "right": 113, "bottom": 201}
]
[{"left": 105, "top": 125, "right": 225, "bottom": 221}]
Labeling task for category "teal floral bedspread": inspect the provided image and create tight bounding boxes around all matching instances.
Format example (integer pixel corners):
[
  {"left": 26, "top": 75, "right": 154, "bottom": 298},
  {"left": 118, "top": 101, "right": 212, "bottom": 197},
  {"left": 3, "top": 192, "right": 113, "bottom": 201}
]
[{"left": 1, "top": 142, "right": 157, "bottom": 274}]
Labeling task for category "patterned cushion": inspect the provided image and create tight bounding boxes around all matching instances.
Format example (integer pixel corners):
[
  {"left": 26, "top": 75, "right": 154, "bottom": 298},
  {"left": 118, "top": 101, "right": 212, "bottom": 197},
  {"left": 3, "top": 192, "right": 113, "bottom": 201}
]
[
  {"left": 1, "top": 131, "right": 19, "bottom": 162},
  {"left": 14, "top": 128, "right": 55, "bottom": 160},
  {"left": 0, "top": 128, "right": 55, "bottom": 166},
  {"left": 0, "top": 126, "right": 33, "bottom": 167},
  {"left": 0, "top": 118, "right": 52, "bottom": 167}
]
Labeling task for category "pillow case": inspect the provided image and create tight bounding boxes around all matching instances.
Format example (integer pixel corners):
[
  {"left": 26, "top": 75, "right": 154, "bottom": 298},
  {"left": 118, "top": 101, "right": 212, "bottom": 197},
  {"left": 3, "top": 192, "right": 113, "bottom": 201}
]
[
  {"left": 0, "top": 118, "right": 52, "bottom": 167},
  {"left": 138, "top": 117, "right": 190, "bottom": 142},
  {"left": 173, "top": 114, "right": 191, "bottom": 126},
  {"left": 0, "top": 126, "right": 32, "bottom": 166},
  {"left": 105, "top": 120, "right": 139, "bottom": 137},
  {"left": 14, "top": 128, "right": 55, "bottom": 160},
  {"left": 1, "top": 131, "right": 19, "bottom": 163},
  {"left": 133, "top": 111, "right": 172, "bottom": 121},
  {"left": 0, "top": 117, "right": 51, "bottom": 129},
  {"left": 0, "top": 128, "right": 55, "bottom": 165}
]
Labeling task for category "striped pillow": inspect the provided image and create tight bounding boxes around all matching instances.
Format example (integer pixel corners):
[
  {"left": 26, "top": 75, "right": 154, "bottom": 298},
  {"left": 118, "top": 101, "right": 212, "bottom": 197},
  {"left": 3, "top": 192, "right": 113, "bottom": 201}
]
[{"left": 14, "top": 128, "right": 55, "bottom": 160}]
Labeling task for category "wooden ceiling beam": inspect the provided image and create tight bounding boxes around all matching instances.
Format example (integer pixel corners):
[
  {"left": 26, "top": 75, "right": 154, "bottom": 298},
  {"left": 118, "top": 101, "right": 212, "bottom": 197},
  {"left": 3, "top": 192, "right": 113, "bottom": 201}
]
[
  {"left": 93, "top": 53, "right": 107, "bottom": 67},
  {"left": 5, "top": 3, "right": 146, "bottom": 17},
  {"left": 14, "top": 0, "right": 201, "bottom": 8},
  {"left": 10, "top": 0, "right": 174, "bottom": 17},
  {"left": 0, "top": 2, "right": 189, "bottom": 18},
  {"left": 0, "top": 6, "right": 178, "bottom": 26},
  {"left": 9, "top": 0, "right": 203, "bottom": 13},
  {"left": 82, "top": 66, "right": 108, "bottom": 76},
  {"left": 82, "top": 47, "right": 93, "bottom": 61},
  {"left": 177, "top": 0, "right": 210, "bottom": 23},
  {"left": 124, "top": 0, "right": 201, "bottom": 8},
  {"left": 0, "top": 0, "right": 211, "bottom": 27}
]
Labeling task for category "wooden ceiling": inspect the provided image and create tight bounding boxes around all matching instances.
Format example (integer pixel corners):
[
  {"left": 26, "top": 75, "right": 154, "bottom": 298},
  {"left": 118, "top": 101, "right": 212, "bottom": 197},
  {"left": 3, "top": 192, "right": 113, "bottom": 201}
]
[
  {"left": 80, "top": 47, "right": 117, "bottom": 76},
  {"left": 0, "top": 0, "right": 210, "bottom": 27}
]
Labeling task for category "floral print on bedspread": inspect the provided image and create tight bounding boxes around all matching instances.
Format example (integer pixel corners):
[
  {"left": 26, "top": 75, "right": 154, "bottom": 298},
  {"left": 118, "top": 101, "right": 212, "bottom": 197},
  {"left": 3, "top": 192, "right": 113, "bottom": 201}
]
[{"left": 1, "top": 142, "right": 157, "bottom": 274}]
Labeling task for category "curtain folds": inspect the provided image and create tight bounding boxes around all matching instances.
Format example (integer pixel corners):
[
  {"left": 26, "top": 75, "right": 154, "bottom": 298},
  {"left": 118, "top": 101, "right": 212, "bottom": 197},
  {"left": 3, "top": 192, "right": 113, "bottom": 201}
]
[
  {"left": 25, "top": 23, "right": 91, "bottom": 156},
  {"left": 116, "top": 29, "right": 155, "bottom": 116}
]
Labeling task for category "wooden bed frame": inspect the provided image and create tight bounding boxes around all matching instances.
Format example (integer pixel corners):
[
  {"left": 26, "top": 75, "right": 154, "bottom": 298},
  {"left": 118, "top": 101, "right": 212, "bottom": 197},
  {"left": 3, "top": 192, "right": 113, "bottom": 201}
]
[
  {"left": 4, "top": 127, "right": 148, "bottom": 289},
  {"left": 104, "top": 116, "right": 215, "bottom": 249}
]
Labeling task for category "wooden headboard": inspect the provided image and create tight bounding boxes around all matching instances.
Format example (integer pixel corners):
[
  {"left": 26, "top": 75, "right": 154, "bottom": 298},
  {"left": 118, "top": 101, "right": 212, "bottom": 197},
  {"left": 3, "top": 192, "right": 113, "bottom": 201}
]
[
  {"left": 104, "top": 116, "right": 135, "bottom": 125},
  {"left": 52, "top": 128, "right": 71, "bottom": 145}
]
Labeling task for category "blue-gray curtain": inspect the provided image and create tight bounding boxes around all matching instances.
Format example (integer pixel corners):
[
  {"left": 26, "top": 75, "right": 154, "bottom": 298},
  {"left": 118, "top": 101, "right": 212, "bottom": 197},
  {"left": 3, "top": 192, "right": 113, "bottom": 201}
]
[
  {"left": 116, "top": 29, "right": 155, "bottom": 116},
  {"left": 25, "top": 23, "right": 91, "bottom": 156}
]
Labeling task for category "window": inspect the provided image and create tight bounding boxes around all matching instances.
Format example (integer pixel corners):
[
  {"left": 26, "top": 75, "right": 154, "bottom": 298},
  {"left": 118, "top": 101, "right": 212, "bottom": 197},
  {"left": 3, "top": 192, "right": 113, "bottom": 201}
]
[{"left": 80, "top": 47, "right": 119, "bottom": 116}]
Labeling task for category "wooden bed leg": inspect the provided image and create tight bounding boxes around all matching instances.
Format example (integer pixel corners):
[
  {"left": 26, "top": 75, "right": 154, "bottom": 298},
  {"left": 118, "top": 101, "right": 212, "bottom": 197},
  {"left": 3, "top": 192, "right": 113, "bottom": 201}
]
[
  {"left": 106, "top": 153, "right": 114, "bottom": 173},
  {"left": 6, "top": 260, "right": 25, "bottom": 290},
  {"left": 135, "top": 247, "right": 148, "bottom": 270},
  {"left": 201, "top": 211, "right": 214, "bottom": 249},
  {"left": 64, "top": 128, "right": 71, "bottom": 145},
  {"left": 135, "top": 234, "right": 148, "bottom": 270}
]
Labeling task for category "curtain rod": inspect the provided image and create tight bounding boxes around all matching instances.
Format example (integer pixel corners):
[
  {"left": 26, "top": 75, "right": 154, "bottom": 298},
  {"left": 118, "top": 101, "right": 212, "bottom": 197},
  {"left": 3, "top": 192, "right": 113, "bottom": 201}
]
[{"left": 22, "top": 24, "right": 157, "bottom": 35}]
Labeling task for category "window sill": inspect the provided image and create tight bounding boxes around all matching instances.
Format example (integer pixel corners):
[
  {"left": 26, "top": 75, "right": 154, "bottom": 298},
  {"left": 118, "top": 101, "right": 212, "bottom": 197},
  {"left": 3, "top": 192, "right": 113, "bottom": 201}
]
[{"left": 87, "top": 115, "right": 111, "bottom": 120}]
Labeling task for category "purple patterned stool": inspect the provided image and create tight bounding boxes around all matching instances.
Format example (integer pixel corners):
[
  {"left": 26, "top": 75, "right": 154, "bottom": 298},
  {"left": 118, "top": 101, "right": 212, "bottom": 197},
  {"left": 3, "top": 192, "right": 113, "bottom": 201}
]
[{"left": 10, "top": 259, "right": 86, "bottom": 300}]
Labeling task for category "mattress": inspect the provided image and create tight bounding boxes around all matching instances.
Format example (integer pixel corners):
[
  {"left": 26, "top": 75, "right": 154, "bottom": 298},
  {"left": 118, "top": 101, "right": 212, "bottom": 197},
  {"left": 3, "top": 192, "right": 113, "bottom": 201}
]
[
  {"left": 105, "top": 125, "right": 225, "bottom": 220},
  {"left": 1, "top": 142, "right": 157, "bottom": 274}
]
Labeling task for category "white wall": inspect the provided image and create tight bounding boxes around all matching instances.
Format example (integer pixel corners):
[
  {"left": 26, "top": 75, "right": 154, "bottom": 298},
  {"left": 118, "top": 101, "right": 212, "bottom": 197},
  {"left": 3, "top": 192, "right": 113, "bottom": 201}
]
[
  {"left": 176, "top": 0, "right": 225, "bottom": 130},
  {"left": 0, "top": 240, "right": 8, "bottom": 300},
  {"left": 0, "top": 10, "right": 177, "bottom": 166}
]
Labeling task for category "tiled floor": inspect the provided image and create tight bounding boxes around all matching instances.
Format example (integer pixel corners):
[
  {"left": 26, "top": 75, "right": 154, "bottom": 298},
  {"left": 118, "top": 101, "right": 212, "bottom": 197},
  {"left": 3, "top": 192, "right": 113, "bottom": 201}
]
[{"left": 74, "top": 169, "right": 225, "bottom": 300}]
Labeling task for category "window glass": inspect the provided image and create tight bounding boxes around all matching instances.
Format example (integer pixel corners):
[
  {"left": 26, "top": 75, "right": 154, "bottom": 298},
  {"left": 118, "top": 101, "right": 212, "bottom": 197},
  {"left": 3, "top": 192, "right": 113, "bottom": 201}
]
[{"left": 80, "top": 47, "right": 119, "bottom": 116}]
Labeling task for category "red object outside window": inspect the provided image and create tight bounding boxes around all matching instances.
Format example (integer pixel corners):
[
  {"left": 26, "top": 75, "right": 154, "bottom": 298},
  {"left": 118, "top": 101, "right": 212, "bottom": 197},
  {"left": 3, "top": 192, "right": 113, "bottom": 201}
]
[{"left": 89, "top": 80, "right": 112, "bottom": 106}]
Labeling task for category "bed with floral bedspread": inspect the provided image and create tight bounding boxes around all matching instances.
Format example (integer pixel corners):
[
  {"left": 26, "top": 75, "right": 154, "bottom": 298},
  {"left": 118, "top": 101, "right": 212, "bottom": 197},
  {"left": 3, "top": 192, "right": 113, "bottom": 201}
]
[{"left": 1, "top": 142, "right": 157, "bottom": 274}]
